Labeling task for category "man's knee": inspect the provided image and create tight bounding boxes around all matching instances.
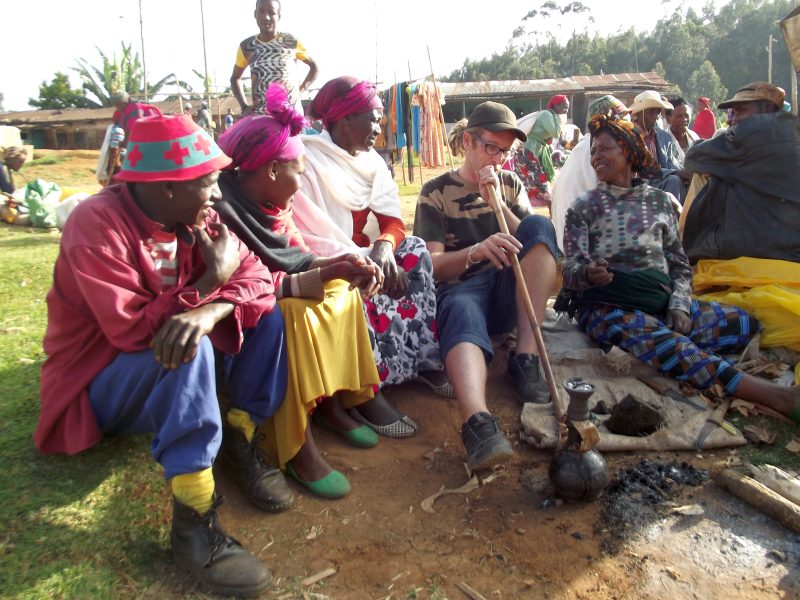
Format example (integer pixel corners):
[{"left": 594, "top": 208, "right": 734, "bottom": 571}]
[{"left": 516, "top": 215, "right": 560, "bottom": 261}]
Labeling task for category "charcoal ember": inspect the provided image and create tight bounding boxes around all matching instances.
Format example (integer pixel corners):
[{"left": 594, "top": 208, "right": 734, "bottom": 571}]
[{"left": 597, "top": 459, "right": 707, "bottom": 554}]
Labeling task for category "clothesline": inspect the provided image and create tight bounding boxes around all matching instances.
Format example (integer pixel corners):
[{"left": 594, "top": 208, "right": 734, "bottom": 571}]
[{"left": 376, "top": 79, "right": 447, "bottom": 168}]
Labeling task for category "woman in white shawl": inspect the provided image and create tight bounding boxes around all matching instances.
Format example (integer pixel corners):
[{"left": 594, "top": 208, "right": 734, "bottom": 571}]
[
  {"left": 291, "top": 76, "right": 449, "bottom": 437},
  {"left": 664, "top": 97, "right": 700, "bottom": 167}
]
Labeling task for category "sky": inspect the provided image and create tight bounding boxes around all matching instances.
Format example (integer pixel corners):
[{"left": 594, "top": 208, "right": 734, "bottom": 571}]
[{"left": 1, "top": 0, "right": 732, "bottom": 112}]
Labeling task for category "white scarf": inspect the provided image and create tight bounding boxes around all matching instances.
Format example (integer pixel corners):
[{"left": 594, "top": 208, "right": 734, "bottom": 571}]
[
  {"left": 292, "top": 130, "right": 402, "bottom": 256},
  {"left": 665, "top": 127, "right": 700, "bottom": 167}
]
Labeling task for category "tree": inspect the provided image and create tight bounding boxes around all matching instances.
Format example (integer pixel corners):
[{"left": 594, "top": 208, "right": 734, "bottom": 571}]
[
  {"left": 29, "top": 72, "right": 94, "bottom": 109},
  {"left": 685, "top": 61, "right": 728, "bottom": 108},
  {"left": 72, "top": 43, "right": 192, "bottom": 107}
]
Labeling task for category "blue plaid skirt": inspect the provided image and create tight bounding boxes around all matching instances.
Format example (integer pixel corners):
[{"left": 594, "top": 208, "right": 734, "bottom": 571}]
[{"left": 578, "top": 300, "right": 760, "bottom": 393}]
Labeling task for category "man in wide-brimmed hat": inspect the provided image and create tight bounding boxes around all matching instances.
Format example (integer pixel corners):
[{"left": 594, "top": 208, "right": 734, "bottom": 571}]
[
  {"left": 37, "top": 114, "right": 294, "bottom": 597},
  {"left": 628, "top": 90, "right": 687, "bottom": 201},
  {"left": 680, "top": 82, "right": 799, "bottom": 263}
]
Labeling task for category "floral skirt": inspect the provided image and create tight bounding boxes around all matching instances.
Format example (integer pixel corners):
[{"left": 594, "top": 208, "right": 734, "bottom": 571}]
[
  {"left": 362, "top": 236, "right": 443, "bottom": 387},
  {"left": 512, "top": 147, "right": 550, "bottom": 208}
]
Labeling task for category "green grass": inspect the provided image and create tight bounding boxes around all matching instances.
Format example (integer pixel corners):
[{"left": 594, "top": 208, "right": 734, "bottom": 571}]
[
  {"left": 25, "top": 155, "right": 69, "bottom": 167},
  {"left": 729, "top": 413, "right": 800, "bottom": 471},
  {"left": 0, "top": 224, "right": 177, "bottom": 599}
]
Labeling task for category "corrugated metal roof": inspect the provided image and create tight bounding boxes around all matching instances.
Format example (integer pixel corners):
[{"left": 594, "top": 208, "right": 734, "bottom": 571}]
[
  {"left": 0, "top": 72, "right": 671, "bottom": 125},
  {"left": 0, "top": 97, "right": 240, "bottom": 126},
  {"left": 439, "top": 72, "right": 670, "bottom": 101}
]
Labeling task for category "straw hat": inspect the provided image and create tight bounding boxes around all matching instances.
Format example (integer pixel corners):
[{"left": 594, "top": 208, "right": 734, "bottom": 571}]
[{"left": 628, "top": 91, "right": 673, "bottom": 114}]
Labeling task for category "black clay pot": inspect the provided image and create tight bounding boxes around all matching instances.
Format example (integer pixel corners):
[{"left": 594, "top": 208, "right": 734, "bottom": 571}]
[
  {"left": 549, "top": 447, "right": 609, "bottom": 502},
  {"left": 549, "top": 378, "right": 610, "bottom": 502}
]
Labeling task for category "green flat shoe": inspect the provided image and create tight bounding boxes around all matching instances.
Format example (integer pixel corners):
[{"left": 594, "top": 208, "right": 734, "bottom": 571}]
[
  {"left": 313, "top": 411, "right": 379, "bottom": 448},
  {"left": 286, "top": 463, "right": 351, "bottom": 499}
]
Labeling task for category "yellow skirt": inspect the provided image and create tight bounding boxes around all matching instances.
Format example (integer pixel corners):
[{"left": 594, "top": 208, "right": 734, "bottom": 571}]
[{"left": 257, "top": 280, "right": 379, "bottom": 467}]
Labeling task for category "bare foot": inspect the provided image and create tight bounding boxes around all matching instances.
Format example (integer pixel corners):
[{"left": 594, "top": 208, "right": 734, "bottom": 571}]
[
  {"left": 288, "top": 426, "right": 334, "bottom": 482},
  {"left": 317, "top": 395, "right": 362, "bottom": 431},
  {"left": 352, "top": 391, "right": 404, "bottom": 426},
  {"left": 734, "top": 374, "right": 800, "bottom": 418}
]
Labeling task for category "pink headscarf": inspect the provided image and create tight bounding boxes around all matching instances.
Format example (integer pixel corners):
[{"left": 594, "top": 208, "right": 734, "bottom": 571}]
[
  {"left": 308, "top": 76, "right": 383, "bottom": 129},
  {"left": 217, "top": 84, "right": 306, "bottom": 171},
  {"left": 697, "top": 97, "right": 711, "bottom": 109},
  {"left": 547, "top": 94, "right": 568, "bottom": 109}
]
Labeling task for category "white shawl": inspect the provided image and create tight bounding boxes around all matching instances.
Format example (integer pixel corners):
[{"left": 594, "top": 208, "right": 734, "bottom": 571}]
[
  {"left": 550, "top": 134, "right": 596, "bottom": 250},
  {"left": 665, "top": 127, "right": 700, "bottom": 167},
  {"left": 292, "top": 130, "right": 402, "bottom": 256}
]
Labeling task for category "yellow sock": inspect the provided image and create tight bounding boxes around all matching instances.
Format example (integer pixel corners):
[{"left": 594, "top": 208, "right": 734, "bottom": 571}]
[
  {"left": 171, "top": 467, "right": 214, "bottom": 514},
  {"left": 226, "top": 407, "right": 256, "bottom": 443}
]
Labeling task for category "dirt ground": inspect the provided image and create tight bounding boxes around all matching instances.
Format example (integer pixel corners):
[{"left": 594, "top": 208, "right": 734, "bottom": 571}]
[
  {"left": 21, "top": 152, "right": 800, "bottom": 599},
  {"left": 206, "top": 347, "right": 800, "bottom": 600}
]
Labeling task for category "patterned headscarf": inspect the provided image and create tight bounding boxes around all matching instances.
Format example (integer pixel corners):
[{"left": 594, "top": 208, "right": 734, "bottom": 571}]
[
  {"left": 308, "top": 76, "right": 383, "bottom": 129},
  {"left": 587, "top": 95, "right": 630, "bottom": 121},
  {"left": 588, "top": 113, "right": 660, "bottom": 177},
  {"left": 217, "top": 84, "right": 306, "bottom": 171},
  {"left": 547, "top": 94, "right": 568, "bottom": 109}
]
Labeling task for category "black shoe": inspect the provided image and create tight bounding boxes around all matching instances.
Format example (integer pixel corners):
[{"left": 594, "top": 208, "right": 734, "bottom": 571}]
[
  {"left": 219, "top": 424, "right": 294, "bottom": 512},
  {"left": 507, "top": 352, "right": 551, "bottom": 405},
  {"left": 172, "top": 496, "right": 272, "bottom": 598},
  {"left": 460, "top": 411, "right": 514, "bottom": 472}
]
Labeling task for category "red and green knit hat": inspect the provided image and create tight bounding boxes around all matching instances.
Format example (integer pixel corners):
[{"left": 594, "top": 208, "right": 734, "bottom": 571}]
[{"left": 116, "top": 114, "right": 231, "bottom": 182}]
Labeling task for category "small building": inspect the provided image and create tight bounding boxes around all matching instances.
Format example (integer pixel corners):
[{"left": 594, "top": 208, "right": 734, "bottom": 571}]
[
  {"left": 440, "top": 71, "right": 673, "bottom": 131},
  {"left": 0, "top": 97, "right": 241, "bottom": 150}
]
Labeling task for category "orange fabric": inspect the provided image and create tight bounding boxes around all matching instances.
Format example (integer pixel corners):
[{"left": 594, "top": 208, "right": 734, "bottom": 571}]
[{"left": 351, "top": 209, "right": 405, "bottom": 250}]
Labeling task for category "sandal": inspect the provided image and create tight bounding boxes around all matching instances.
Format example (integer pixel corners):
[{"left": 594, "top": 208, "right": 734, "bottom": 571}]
[
  {"left": 351, "top": 408, "right": 418, "bottom": 439},
  {"left": 416, "top": 370, "right": 455, "bottom": 398}
]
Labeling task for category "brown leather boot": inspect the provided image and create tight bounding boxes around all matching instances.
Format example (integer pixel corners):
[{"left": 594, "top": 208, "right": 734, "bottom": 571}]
[
  {"left": 218, "top": 424, "right": 294, "bottom": 512},
  {"left": 171, "top": 496, "right": 271, "bottom": 597}
]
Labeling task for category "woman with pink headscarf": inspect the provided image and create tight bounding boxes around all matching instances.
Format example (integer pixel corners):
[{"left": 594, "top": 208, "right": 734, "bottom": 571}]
[
  {"left": 291, "top": 76, "right": 449, "bottom": 410},
  {"left": 215, "top": 85, "right": 394, "bottom": 499}
]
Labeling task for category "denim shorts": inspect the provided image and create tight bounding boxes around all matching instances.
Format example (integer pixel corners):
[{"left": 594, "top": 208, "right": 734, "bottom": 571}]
[{"left": 436, "top": 215, "right": 560, "bottom": 361}]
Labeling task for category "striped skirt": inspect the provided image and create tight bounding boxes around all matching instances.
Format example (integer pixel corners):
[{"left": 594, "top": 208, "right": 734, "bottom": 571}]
[{"left": 577, "top": 300, "right": 760, "bottom": 393}]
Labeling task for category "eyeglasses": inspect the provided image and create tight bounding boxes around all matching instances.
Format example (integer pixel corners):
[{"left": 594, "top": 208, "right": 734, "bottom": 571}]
[{"left": 469, "top": 132, "right": 513, "bottom": 158}]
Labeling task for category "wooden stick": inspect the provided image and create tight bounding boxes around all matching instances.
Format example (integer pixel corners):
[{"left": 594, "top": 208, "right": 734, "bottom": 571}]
[
  {"left": 712, "top": 467, "right": 800, "bottom": 534},
  {"left": 456, "top": 581, "right": 488, "bottom": 600},
  {"left": 301, "top": 567, "right": 337, "bottom": 587},
  {"left": 484, "top": 181, "right": 564, "bottom": 420},
  {"left": 426, "top": 45, "right": 455, "bottom": 171}
]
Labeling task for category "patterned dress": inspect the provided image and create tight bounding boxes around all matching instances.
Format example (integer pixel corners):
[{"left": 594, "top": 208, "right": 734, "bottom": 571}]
[
  {"left": 562, "top": 181, "right": 759, "bottom": 393},
  {"left": 235, "top": 33, "right": 309, "bottom": 112}
]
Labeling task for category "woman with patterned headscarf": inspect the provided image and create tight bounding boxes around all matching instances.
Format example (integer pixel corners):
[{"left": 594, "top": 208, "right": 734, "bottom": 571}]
[
  {"left": 291, "top": 76, "right": 450, "bottom": 416},
  {"left": 558, "top": 114, "right": 800, "bottom": 420},
  {"left": 550, "top": 95, "right": 630, "bottom": 249}
]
